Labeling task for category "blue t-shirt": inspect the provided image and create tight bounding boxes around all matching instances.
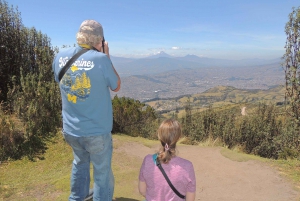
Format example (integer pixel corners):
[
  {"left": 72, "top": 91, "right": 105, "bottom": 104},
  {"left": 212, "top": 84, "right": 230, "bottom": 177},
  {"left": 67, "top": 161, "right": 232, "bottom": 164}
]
[{"left": 52, "top": 46, "right": 118, "bottom": 137}]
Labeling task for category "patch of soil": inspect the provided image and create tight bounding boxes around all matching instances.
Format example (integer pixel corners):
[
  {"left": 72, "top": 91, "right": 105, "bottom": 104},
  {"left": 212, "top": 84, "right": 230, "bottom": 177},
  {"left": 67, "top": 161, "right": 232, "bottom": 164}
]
[{"left": 117, "top": 140, "right": 300, "bottom": 201}]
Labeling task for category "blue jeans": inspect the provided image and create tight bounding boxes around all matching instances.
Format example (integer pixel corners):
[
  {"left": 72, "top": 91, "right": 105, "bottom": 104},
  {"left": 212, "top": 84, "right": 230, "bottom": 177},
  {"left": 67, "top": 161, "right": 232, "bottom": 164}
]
[{"left": 63, "top": 131, "right": 114, "bottom": 201}]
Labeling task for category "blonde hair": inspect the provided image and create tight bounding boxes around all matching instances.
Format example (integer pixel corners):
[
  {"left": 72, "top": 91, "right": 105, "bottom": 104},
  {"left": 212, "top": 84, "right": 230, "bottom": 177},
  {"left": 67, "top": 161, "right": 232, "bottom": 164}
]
[{"left": 157, "top": 119, "right": 182, "bottom": 164}]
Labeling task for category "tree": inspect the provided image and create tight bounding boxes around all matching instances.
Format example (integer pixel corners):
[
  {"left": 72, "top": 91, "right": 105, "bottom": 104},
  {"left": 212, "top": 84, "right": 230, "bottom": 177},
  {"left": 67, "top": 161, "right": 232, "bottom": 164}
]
[
  {"left": 0, "top": 0, "right": 24, "bottom": 102},
  {"left": 182, "top": 97, "right": 192, "bottom": 136},
  {"left": 0, "top": 0, "right": 55, "bottom": 103},
  {"left": 283, "top": 6, "right": 300, "bottom": 125},
  {"left": 112, "top": 96, "right": 157, "bottom": 137},
  {"left": 0, "top": 0, "right": 61, "bottom": 160}
]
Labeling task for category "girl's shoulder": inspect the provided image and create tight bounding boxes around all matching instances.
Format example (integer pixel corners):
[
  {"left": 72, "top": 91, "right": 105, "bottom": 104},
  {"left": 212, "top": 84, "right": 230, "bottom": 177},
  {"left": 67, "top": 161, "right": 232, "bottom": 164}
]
[
  {"left": 171, "top": 156, "right": 194, "bottom": 167},
  {"left": 143, "top": 154, "right": 155, "bottom": 163},
  {"left": 144, "top": 154, "right": 153, "bottom": 159}
]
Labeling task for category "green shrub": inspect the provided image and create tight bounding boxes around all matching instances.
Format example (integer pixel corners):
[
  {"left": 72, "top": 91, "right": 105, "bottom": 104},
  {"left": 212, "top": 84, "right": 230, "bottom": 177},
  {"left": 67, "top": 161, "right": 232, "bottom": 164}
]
[
  {"left": 112, "top": 96, "right": 157, "bottom": 138},
  {"left": 0, "top": 0, "right": 61, "bottom": 160},
  {"left": 0, "top": 106, "right": 24, "bottom": 161},
  {"left": 5, "top": 69, "right": 61, "bottom": 160},
  {"left": 182, "top": 103, "right": 300, "bottom": 159}
]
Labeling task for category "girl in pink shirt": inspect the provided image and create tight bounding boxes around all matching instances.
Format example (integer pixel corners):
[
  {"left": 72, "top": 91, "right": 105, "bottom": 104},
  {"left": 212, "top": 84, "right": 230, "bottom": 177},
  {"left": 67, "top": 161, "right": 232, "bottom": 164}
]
[{"left": 139, "top": 119, "right": 196, "bottom": 201}]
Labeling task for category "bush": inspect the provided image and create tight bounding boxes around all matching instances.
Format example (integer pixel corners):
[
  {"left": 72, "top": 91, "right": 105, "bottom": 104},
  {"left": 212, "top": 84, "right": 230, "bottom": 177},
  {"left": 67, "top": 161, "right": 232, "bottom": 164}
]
[
  {"left": 0, "top": 106, "right": 24, "bottom": 161},
  {"left": 0, "top": 0, "right": 61, "bottom": 160},
  {"left": 6, "top": 69, "right": 61, "bottom": 159},
  {"left": 112, "top": 96, "right": 157, "bottom": 138},
  {"left": 182, "top": 103, "right": 300, "bottom": 159}
]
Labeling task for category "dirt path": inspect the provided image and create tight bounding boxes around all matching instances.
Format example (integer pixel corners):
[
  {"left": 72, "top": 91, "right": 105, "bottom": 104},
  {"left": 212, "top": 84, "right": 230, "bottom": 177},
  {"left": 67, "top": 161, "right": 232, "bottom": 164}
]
[{"left": 118, "top": 141, "right": 300, "bottom": 201}]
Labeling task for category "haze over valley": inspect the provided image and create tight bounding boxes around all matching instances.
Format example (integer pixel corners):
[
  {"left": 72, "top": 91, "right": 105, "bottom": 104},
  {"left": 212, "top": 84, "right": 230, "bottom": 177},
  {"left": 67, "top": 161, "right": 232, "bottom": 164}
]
[{"left": 111, "top": 52, "right": 284, "bottom": 101}]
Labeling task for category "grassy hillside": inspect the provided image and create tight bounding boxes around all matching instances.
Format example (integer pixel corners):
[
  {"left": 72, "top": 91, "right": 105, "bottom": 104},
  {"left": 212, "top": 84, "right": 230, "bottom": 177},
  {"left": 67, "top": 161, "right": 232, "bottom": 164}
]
[
  {"left": 1, "top": 133, "right": 299, "bottom": 200},
  {"left": 146, "top": 85, "right": 285, "bottom": 118},
  {"left": 0, "top": 134, "right": 154, "bottom": 201}
]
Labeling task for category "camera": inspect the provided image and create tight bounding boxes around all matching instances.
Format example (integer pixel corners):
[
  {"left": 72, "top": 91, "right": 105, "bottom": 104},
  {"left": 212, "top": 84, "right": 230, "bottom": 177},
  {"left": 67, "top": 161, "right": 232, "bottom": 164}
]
[{"left": 102, "top": 37, "right": 105, "bottom": 53}]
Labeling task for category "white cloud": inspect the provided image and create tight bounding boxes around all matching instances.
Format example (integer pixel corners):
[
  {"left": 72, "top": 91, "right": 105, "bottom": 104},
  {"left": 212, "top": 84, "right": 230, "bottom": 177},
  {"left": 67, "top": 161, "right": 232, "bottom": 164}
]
[{"left": 172, "top": 47, "right": 180, "bottom": 50}]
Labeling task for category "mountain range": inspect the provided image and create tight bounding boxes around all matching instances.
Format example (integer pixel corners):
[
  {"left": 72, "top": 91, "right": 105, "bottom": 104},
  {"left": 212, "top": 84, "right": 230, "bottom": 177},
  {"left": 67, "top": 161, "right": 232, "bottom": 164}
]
[
  {"left": 110, "top": 51, "right": 284, "bottom": 101},
  {"left": 111, "top": 51, "right": 282, "bottom": 77}
]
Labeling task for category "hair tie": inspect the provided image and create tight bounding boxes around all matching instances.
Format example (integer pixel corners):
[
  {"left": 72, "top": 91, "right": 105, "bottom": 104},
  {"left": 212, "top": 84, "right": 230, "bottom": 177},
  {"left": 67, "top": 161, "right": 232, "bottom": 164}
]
[{"left": 165, "top": 143, "right": 169, "bottom": 151}]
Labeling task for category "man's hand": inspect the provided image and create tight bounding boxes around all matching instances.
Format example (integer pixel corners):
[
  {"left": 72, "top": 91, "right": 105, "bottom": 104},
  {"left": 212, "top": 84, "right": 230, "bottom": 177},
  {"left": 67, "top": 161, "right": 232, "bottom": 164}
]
[
  {"left": 103, "top": 41, "right": 110, "bottom": 58},
  {"left": 101, "top": 40, "right": 121, "bottom": 92}
]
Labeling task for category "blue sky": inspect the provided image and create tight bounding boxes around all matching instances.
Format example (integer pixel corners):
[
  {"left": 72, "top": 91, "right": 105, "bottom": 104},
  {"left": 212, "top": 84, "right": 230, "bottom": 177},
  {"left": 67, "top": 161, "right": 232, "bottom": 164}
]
[{"left": 6, "top": 0, "right": 299, "bottom": 60}]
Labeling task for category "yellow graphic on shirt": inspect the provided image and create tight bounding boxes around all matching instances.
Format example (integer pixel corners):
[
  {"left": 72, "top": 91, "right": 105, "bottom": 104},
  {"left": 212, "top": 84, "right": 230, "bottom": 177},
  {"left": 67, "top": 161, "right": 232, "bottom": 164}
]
[
  {"left": 61, "top": 67, "right": 92, "bottom": 103},
  {"left": 71, "top": 65, "right": 79, "bottom": 72},
  {"left": 71, "top": 73, "right": 91, "bottom": 90},
  {"left": 70, "top": 72, "right": 91, "bottom": 100},
  {"left": 68, "top": 94, "right": 77, "bottom": 103}
]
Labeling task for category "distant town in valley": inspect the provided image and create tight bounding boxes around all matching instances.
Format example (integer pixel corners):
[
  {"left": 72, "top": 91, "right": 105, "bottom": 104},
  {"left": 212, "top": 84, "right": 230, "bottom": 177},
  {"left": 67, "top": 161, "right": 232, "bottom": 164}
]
[{"left": 111, "top": 52, "right": 284, "bottom": 102}]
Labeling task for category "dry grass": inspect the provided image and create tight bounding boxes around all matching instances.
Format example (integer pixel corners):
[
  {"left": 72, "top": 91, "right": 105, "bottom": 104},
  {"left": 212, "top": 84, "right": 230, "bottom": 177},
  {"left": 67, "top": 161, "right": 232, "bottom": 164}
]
[
  {"left": 220, "top": 147, "right": 300, "bottom": 191},
  {"left": 1, "top": 133, "right": 299, "bottom": 200},
  {"left": 0, "top": 134, "right": 147, "bottom": 201}
]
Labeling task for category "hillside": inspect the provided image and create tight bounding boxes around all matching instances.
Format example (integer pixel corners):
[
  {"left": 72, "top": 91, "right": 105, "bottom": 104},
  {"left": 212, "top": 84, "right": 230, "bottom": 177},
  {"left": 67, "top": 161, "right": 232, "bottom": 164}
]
[
  {"left": 112, "top": 62, "right": 284, "bottom": 102},
  {"left": 0, "top": 134, "right": 299, "bottom": 200},
  {"left": 111, "top": 52, "right": 281, "bottom": 77},
  {"left": 144, "top": 85, "right": 285, "bottom": 117}
]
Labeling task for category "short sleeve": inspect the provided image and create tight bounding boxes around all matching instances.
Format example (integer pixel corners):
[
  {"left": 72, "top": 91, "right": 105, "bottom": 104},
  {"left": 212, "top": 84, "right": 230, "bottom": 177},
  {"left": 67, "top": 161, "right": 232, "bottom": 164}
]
[
  {"left": 101, "top": 56, "right": 118, "bottom": 90},
  {"left": 139, "top": 156, "right": 147, "bottom": 182},
  {"left": 186, "top": 163, "right": 196, "bottom": 192}
]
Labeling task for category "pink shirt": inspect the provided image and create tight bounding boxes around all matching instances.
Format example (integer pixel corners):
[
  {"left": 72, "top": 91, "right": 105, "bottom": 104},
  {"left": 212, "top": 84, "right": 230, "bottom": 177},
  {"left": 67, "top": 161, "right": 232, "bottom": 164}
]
[{"left": 139, "top": 154, "right": 196, "bottom": 201}]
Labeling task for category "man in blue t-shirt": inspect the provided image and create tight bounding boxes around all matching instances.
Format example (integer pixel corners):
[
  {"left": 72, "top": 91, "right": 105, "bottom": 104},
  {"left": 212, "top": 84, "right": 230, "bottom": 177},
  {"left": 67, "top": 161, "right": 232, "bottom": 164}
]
[{"left": 52, "top": 19, "right": 121, "bottom": 201}]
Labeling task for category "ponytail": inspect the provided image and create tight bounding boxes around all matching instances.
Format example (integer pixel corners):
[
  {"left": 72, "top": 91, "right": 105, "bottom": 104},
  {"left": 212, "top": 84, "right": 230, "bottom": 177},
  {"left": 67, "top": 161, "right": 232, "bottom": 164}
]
[{"left": 157, "top": 119, "right": 182, "bottom": 164}]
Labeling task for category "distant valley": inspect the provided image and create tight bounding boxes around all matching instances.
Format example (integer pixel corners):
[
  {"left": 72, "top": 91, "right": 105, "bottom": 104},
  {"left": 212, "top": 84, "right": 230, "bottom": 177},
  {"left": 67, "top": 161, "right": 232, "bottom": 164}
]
[
  {"left": 145, "top": 85, "right": 285, "bottom": 118},
  {"left": 111, "top": 52, "right": 284, "bottom": 101}
]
